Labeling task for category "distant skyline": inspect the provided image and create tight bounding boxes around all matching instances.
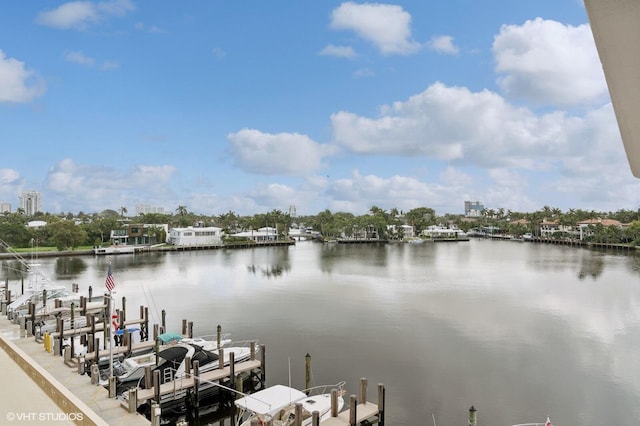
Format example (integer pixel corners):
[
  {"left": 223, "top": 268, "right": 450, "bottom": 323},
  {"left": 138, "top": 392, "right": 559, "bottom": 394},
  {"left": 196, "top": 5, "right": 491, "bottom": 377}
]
[{"left": 1, "top": 1, "right": 638, "bottom": 216}]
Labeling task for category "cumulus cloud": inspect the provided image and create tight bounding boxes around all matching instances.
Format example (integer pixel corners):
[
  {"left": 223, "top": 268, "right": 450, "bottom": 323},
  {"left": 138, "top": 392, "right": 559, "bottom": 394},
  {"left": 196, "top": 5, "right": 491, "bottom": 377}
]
[
  {"left": 0, "top": 169, "right": 22, "bottom": 203},
  {"left": 493, "top": 18, "right": 607, "bottom": 107},
  {"left": 428, "top": 35, "right": 459, "bottom": 55},
  {"left": 331, "top": 82, "right": 586, "bottom": 169},
  {"left": 318, "top": 44, "right": 356, "bottom": 58},
  {"left": 330, "top": 2, "right": 421, "bottom": 55},
  {"left": 0, "top": 50, "right": 46, "bottom": 103},
  {"left": 227, "top": 129, "right": 337, "bottom": 175},
  {"left": 44, "top": 159, "right": 176, "bottom": 212},
  {"left": 35, "top": 0, "right": 134, "bottom": 30}
]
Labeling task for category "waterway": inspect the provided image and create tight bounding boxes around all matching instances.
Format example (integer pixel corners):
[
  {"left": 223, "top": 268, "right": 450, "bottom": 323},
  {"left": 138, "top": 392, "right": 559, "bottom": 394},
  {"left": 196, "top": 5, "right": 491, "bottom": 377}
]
[{"left": 7, "top": 239, "right": 640, "bottom": 425}]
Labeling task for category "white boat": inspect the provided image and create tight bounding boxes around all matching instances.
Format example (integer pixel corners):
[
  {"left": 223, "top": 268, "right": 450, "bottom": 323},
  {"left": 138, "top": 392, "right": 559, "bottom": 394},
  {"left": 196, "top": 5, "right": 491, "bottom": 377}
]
[
  {"left": 235, "top": 382, "right": 346, "bottom": 426},
  {"left": 93, "top": 245, "right": 139, "bottom": 255}
]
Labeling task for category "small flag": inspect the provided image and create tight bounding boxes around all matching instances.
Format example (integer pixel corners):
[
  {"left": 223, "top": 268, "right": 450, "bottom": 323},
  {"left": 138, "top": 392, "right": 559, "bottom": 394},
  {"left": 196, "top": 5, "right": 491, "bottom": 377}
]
[
  {"left": 111, "top": 313, "right": 119, "bottom": 332},
  {"left": 545, "top": 417, "right": 552, "bottom": 426},
  {"left": 105, "top": 264, "right": 115, "bottom": 292}
]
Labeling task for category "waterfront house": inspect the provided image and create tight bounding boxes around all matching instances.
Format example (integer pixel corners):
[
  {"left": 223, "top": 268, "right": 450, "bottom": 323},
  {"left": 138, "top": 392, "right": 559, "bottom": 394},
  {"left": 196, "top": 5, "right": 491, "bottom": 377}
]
[
  {"left": 168, "top": 226, "right": 223, "bottom": 246},
  {"left": 109, "top": 223, "right": 169, "bottom": 246},
  {"left": 230, "top": 227, "right": 278, "bottom": 243}
]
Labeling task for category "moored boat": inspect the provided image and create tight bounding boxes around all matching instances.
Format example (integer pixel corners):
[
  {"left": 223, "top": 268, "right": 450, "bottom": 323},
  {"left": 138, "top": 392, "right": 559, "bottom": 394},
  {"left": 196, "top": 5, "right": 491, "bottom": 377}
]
[{"left": 235, "top": 382, "right": 346, "bottom": 426}]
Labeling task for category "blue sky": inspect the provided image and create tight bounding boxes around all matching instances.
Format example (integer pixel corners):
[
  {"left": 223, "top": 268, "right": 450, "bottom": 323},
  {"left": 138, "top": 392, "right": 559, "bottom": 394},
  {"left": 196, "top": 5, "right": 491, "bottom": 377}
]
[{"left": 0, "top": 0, "right": 637, "bottom": 216}]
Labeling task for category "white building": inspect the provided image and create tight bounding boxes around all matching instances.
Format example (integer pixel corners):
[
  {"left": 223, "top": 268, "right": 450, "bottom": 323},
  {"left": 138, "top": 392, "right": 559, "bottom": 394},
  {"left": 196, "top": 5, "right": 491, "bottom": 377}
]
[
  {"left": 231, "top": 227, "right": 278, "bottom": 242},
  {"left": 0, "top": 202, "right": 10, "bottom": 213},
  {"left": 169, "top": 226, "right": 223, "bottom": 246},
  {"left": 19, "top": 191, "right": 41, "bottom": 216}
]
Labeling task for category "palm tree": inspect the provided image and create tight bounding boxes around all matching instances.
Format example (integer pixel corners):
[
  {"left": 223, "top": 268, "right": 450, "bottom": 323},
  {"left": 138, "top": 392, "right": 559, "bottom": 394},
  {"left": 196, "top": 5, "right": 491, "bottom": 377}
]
[
  {"left": 176, "top": 205, "right": 188, "bottom": 227},
  {"left": 119, "top": 206, "right": 128, "bottom": 217}
]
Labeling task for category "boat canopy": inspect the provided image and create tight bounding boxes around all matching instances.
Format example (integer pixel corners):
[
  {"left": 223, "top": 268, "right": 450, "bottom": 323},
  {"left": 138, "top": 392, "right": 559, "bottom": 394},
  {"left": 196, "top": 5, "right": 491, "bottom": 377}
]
[{"left": 235, "top": 385, "right": 307, "bottom": 415}]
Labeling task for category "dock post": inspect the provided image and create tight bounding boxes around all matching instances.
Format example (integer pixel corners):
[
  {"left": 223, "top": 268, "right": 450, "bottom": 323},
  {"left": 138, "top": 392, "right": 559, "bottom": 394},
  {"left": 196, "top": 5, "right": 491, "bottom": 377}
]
[
  {"left": 161, "top": 309, "right": 166, "bottom": 330},
  {"left": 377, "top": 383, "right": 385, "bottom": 426},
  {"left": 348, "top": 395, "right": 357, "bottom": 426},
  {"left": 229, "top": 352, "right": 236, "bottom": 391},
  {"left": 108, "top": 376, "right": 116, "bottom": 398},
  {"left": 88, "top": 285, "right": 93, "bottom": 302},
  {"left": 217, "top": 324, "right": 222, "bottom": 349},
  {"left": 143, "top": 306, "right": 149, "bottom": 341},
  {"left": 153, "top": 323, "right": 159, "bottom": 341},
  {"left": 295, "top": 403, "right": 303, "bottom": 426},
  {"left": 305, "top": 353, "right": 311, "bottom": 394},
  {"left": 144, "top": 366, "right": 152, "bottom": 389},
  {"left": 468, "top": 406, "right": 477, "bottom": 426},
  {"left": 90, "top": 364, "right": 99, "bottom": 385},
  {"left": 121, "top": 296, "right": 126, "bottom": 325},
  {"left": 312, "top": 411, "right": 320, "bottom": 426},
  {"left": 188, "top": 321, "right": 193, "bottom": 338},
  {"left": 250, "top": 341, "right": 255, "bottom": 360},
  {"left": 151, "top": 403, "right": 161, "bottom": 426},
  {"left": 182, "top": 319, "right": 187, "bottom": 336},
  {"left": 185, "top": 356, "right": 192, "bottom": 377},
  {"left": 359, "top": 378, "right": 367, "bottom": 404},
  {"left": 193, "top": 360, "right": 200, "bottom": 416},
  {"left": 153, "top": 370, "right": 161, "bottom": 405},
  {"left": 260, "top": 344, "right": 266, "bottom": 384},
  {"left": 218, "top": 348, "right": 225, "bottom": 369},
  {"left": 331, "top": 389, "right": 339, "bottom": 417},
  {"left": 128, "top": 388, "right": 137, "bottom": 413}
]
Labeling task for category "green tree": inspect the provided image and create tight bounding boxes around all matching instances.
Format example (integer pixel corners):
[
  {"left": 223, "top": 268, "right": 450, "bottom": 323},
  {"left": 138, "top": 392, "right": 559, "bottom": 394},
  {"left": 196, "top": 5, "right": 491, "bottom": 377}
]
[{"left": 47, "top": 221, "right": 88, "bottom": 250}]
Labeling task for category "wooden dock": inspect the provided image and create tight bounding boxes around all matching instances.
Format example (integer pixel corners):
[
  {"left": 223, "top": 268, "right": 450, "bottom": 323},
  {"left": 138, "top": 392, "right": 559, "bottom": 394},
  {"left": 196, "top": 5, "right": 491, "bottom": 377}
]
[
  {"left": 133, "top": 358, "right": 263, "bottom": 407},
  {"left": 321, "top": 380, "right": 384, "bottom": 426}
]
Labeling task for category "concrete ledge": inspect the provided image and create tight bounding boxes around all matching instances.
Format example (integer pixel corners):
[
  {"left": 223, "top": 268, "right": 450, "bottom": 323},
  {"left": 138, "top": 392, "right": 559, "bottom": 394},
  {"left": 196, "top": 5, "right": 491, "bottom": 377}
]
[{"left": 0, "top": 336, "right": 109, "bottom": 426}]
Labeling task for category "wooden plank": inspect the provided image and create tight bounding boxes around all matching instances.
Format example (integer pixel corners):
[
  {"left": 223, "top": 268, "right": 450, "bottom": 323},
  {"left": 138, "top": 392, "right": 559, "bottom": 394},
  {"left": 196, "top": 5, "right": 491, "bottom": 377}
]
[
  {"left": 320, "top": 402, "right": 379, "bottom": 425},
  {"left": 136, "top": 359, "right": 261, "bottom": 405}
]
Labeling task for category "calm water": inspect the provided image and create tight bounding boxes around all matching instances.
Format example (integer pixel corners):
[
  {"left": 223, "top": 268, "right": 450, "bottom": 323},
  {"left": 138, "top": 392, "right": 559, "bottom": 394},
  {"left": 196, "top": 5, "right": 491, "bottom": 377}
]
[{"left": 11, "top": 240, "right": 640, "bottom": 425}]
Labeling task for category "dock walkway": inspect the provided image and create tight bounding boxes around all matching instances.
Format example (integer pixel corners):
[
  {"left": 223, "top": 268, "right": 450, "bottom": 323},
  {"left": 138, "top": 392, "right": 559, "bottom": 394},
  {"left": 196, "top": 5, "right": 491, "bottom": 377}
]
[{"left": 0, "top": 315, "right": 149, "bottom": 426}]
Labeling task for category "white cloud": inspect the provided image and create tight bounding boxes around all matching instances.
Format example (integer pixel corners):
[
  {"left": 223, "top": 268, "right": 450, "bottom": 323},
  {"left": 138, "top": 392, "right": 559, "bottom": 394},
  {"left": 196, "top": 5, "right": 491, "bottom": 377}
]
[
  {"left": 44, "top": 159, "right": 176, "bottom": 212},
  {"left": 64, "top": 51, "right": 119, "bottom": 70},
  {"left": 36, "top": 0, "right": 134, "bottom": 30},
  {"left": 428, "top": 35, "right": 459, "bottom": 55},
  {"left": 135, "top": 22, "right": 167, "bottom": 34},
  {"left": 227, "top": 129, "right": 337, "bottom": 175},
  {"left": 318, "top": 44, "right": 356, "bottom": 58},
  {"left": 0, "top": 50, "right": 46, "bottom": 103},
  {"left": 331, "top": 82, "right": 583, "bottom": 168},
  {"left": 211, "top": 47, "right": 226, "bottom": 59},
  {"left": 330, "top": 2, "right": 421, "bottom": 55},
  {"left": 64, "top": 51, "right": 96, "bottom": 67},
  {"left": 0, "top": 169, "right": 22, "bottom": 202},
  {"left": 493, "top": 18, "right": 607, "bottom": 107}
]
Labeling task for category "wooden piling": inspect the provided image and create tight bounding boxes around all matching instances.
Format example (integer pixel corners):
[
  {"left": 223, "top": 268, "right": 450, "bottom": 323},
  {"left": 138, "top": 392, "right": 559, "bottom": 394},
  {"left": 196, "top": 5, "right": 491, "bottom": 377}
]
[{"left": 348, "top": 395, "right": 357, "bottom": 426}]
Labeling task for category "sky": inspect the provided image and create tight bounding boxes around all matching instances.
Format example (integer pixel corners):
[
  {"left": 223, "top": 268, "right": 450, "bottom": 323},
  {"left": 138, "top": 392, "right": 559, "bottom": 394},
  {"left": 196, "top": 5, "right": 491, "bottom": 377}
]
[{"left": 0, "top": 0, "right": 638, "bottom": 217}]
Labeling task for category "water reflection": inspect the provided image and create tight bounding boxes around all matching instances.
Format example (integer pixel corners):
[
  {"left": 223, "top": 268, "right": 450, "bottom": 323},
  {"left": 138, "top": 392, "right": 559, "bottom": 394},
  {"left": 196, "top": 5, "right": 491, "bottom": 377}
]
[
  {"left": 6, "top": 240, "right": 640, "bottom": 424},
  {"left": 54, "top": 257, "right": 87, "bottom": 277}
]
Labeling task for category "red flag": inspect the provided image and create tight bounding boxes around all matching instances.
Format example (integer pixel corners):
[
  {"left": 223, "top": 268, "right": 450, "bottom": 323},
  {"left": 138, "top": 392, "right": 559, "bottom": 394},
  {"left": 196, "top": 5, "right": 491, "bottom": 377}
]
[
  {"left": 545, "top": 417, "right": 552, "bottom": 426},
  {"left": 111, "top": 313, "right": 119, "bottom": 332},
  {"left": 105, "top": 264, "right": 115, "bottom": 292}
]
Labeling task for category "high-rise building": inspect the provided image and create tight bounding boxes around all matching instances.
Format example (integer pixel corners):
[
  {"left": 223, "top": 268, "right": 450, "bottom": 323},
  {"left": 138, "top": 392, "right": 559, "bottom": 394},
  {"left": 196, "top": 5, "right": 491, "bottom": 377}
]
[
  {"left": 288, "top": 204, "right": 297, "bottom": 218},
  {"left": 0, "top": 202, "right": 10, "bottom": 213},
  {"left": 19, "top": 191, "right": 42, "bottom": 216},
  {"left": 136, "top": 204, "right": 165, "bottom": 215},
  {"left": 464, "top": 201, "right": 484, "bottom": 217}
]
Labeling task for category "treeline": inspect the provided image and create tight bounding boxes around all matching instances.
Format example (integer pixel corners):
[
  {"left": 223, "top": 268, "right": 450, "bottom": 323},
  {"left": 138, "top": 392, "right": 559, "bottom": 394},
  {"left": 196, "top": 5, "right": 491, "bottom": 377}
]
[{"left": 1, "top": 205, "right": 640, "bottom": 250}]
